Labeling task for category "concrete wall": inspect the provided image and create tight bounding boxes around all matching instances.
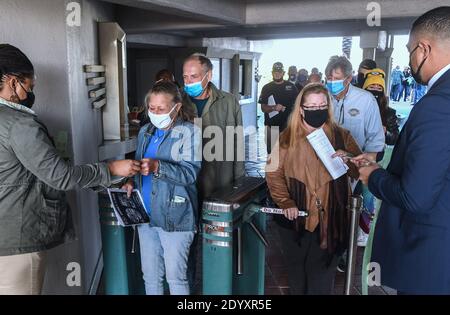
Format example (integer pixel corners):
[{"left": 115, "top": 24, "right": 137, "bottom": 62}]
[
  {"left": 65, "top": 0, "right": 115, "bottom": 294},
  {"left": 0, "top": 0, "right": 114, "bottom": 294},
  {"left": 127, "top": 48, "right": 171, "bottom": 110}
]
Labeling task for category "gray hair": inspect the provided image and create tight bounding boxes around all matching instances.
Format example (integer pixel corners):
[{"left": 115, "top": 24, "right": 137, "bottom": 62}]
[
  {"left": 325, "top": 55, "right": 353, "bottom": 78},
  {"left": 184, "top": 53, "right": 213, "bottom": 75}
]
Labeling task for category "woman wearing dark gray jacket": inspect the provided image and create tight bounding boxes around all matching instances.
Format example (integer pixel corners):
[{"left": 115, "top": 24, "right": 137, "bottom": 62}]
[{"left": 0, "top": 44, "right": 141, "bottom": 295}]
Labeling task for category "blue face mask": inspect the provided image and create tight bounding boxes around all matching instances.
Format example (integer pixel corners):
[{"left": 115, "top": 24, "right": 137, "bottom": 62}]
[
  {"left": 184, "top": 73, "right": 208, "bottom": 98},
  {"left": 326, "top": 79, "right": 346, "bottom": 96}
]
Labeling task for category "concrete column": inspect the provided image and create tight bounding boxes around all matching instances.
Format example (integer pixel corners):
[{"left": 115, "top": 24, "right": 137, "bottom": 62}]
[
  {"left": 231, "top": 54, "right": 241, "bottom": 99},
  {"left": 360, "top": 30, "right": 387, "bottom": 61},
  {"left": 362, "top": 48, "right": 376, "bottom": 61},
  {"left": 360, "top": 30, "right": 395, "bottom": 95},
  {"left": 375, "top": 35, "right": 395, "bottom": 95}
]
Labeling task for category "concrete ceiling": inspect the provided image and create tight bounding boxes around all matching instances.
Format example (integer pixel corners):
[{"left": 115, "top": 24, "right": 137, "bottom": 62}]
[
  {"left": 101, "top": 0, "right": 245, "bottom": 25},
  {"left": 99, "top": 0, "right": 449, "bottom": 39}
]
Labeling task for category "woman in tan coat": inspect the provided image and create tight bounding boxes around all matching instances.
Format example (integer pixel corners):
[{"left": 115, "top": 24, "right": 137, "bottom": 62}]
[{"left": 266, "top": 83, "right": 361, "bottom": 294}]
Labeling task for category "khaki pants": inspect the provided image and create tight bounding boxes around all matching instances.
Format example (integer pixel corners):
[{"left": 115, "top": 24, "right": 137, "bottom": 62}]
[{"left": 0, "top": 251, "right": 47, "bottom": 295}]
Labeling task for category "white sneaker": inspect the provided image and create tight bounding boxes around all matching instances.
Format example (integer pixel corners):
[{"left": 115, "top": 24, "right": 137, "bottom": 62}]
[{"left": 357, "top": 228, "right": 369, "bottom": 247}]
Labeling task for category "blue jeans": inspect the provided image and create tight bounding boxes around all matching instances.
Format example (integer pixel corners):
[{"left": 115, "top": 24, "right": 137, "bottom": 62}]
[
  {"left": 413, "top": 85, "right": 426, "bottom": 105},
  {"left": 138, "top": 225, "right": 194, "bottom": 295},
  {"left": 362, "top": 185, "right": 375, "bottom": 214},
  {"left": 390, "top": 84, "right": 401, "bottom": 101}
]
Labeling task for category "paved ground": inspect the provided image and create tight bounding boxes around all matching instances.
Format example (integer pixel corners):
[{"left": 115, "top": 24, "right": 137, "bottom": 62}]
[
  {"left": 264, "top": 218, "right": 397, "bottom": 295},
  {"left": 390, "top": 99, "right": 414, "bottom": 129}
]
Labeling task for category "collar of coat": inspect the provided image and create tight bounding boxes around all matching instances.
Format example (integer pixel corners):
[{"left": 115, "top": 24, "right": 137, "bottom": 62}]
[
  {"left": 184, "top": 82, "right": 225, "bottom": 117},
  {"left": 0, "top": 97, "right": 36, "bottom": 116}
]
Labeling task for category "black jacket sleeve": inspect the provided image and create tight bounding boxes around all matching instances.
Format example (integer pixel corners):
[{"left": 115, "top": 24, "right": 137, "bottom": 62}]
[{"left": 385, "top": 107, "right": 400, "bottom": 145}]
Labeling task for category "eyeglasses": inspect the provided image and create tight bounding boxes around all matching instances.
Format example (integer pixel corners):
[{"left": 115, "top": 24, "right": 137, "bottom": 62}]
[{"left": 301, "top": 104, "right": 329, "bottom": 111}]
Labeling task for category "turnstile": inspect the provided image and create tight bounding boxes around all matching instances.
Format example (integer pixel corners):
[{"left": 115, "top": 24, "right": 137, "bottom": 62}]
[
  {"left": 98, "top": 192, "right": 145, "bottom": 295},
  {"left": 202, "top": 176, "right": 268, "bottom": 295}
]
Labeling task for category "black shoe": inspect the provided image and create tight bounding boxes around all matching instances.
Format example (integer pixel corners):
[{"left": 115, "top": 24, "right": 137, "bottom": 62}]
[{"left": 337, "top": 256, "right": 347, "bottom": 273}]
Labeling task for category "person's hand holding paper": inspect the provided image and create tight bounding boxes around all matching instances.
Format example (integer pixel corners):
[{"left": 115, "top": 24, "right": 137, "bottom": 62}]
[
  {"left": 268, "top": 95, "right": 286, "bottom": 118},
  {"left": 121, "top": 180, "right": 134, "bottom": 198},
  {"left": 306, "top": 128, "right": 349, "bottom": 180},
  {"left": 332, "top": 150, "right": 358, "bottom": 164},
  {"left": 275, "top": 104, "right": 286, "bottom": 112}
]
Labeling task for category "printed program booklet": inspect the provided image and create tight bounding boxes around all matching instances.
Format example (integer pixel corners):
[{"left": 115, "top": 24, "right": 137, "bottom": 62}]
[
  {"left": 306, "top": 128, "right": 349, "bottom": 180},
  {"left": 107, "top": 188, "right": 150, "bottom": 226}
]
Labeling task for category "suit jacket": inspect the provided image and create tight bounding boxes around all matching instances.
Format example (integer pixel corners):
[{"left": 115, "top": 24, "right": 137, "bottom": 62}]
[{"left": 369, "top": 68, "right": 450, "bottom": 294}]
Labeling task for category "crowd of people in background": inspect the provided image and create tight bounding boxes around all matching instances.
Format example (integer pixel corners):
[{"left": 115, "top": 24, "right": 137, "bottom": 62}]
[{"left": 390, "top": 65, "right": 427, "bottom": 105}]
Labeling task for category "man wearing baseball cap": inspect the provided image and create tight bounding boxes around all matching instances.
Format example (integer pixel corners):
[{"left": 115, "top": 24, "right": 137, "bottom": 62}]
[{"left": 258, "top": 62, "right": 299, "bottom": 154}]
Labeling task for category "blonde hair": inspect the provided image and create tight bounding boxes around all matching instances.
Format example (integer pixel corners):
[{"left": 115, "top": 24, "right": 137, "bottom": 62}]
[{"left": 280, "top": 83, "right": 336, "bottom": 148}]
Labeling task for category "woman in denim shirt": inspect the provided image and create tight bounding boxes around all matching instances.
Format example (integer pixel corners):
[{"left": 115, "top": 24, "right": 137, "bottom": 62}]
[{"left": 122, "top": 81, "right": 201, "bottom": 295}]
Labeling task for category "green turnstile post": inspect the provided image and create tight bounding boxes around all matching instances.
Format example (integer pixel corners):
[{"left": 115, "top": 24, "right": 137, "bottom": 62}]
[
  {"left": 202, "top": 177, "right": 267, "bottom": 295},
  {"left": 98, "top": 192, "right": 129, "bottom": 294},
  {"left": 235, "top": 204, "right": 266, "bottom": 295},
  {"left": 98, "top": 192, "right": 146, "bottom": 295}
]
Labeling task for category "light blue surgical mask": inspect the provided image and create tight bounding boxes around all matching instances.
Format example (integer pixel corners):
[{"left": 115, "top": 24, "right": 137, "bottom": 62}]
[
  {"left": 184, "top": 73, "right": 208, "bottom": 98},
  {"left": 148, "top": 104, "right": 178, "bottom": 129},
  {"left": 326, "top": 79, "right": 346, "bottom": 96}
]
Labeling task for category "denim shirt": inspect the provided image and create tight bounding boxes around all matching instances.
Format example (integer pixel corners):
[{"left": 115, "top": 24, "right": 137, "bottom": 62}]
[{"left": 134, "top": 118, "right": 201, "bottom": 232}]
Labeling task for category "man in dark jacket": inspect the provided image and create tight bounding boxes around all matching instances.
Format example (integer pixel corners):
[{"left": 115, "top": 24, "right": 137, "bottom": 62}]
[
  {"left": 352, "top": 7, "right": 450, "bottom": 294},
  {"left": 0, "top": 44, "right": 141, "bottom": 294}
]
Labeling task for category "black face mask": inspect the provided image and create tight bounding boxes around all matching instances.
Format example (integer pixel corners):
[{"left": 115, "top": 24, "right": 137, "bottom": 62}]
[
  {"left": 369, "top": 90, "right": 384, "bottom": 102},
  {"left": 289, "top": 75, "right": 296, "bottom": 81},
  {"left": 303, "top": 109, "right": 328, "bottom": 128},
  {"left": 17, "top": 82, "right": 35, "bottom": 108},
  {"left": 409, "top": 45, "right": 429, "bottom": 85},
  {"left": 297, "top": 74, "right": 308, "bottom": 83}
]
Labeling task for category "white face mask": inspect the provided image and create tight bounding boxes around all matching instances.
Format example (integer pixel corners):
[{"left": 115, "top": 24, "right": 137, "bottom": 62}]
[{"left": 148, "top": 104, "right": 178, "bottom": 129}]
